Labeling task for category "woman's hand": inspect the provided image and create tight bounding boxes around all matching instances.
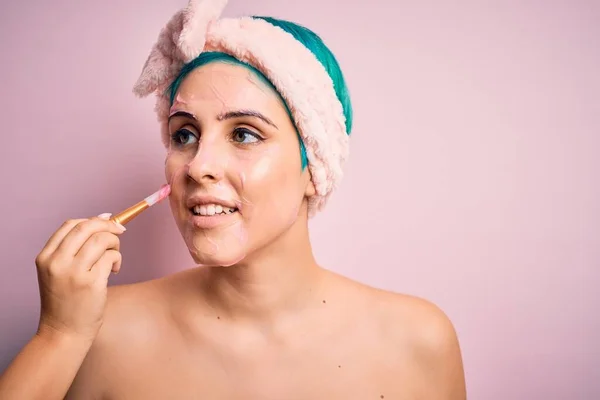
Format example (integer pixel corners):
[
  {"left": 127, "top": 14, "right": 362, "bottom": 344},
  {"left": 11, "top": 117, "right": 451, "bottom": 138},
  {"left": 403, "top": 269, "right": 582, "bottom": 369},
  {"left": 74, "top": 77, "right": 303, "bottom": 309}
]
[
  {"left": 0, "top": 214, "right": 126, "bottom": 399},
  {"left": 34, "top": 213, "right": 126, "bottom": 343}
]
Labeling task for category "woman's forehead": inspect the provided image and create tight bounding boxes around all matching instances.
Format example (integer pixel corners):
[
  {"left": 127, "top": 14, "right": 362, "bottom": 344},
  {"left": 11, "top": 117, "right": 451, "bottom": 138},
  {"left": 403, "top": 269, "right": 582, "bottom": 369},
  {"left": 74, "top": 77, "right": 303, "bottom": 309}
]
[{"left": 175, "top": 63, "right": 282, "bottom": 111}]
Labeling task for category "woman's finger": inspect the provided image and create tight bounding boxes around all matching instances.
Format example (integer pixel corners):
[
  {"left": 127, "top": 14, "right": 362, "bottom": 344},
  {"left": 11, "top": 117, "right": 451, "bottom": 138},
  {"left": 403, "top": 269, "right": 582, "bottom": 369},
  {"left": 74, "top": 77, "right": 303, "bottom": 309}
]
[
  {"left": 36, "top": 219, "right": 87, "bottom": 264},
  {"left": 72, "top": 232, "right": 121, "bottom": 272},
  {"left": 89, "top": 250, "right": 122, "bottom": 283},
  {"left": 54, "top": 218, "right": 125, "bottom": 260}
]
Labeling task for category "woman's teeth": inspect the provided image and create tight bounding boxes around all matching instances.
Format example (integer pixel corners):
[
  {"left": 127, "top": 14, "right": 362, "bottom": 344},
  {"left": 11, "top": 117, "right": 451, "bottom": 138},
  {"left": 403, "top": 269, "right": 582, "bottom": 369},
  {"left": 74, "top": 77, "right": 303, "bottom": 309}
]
[{"left": 192, "top": 204, "right": 237, "bottom": 216}]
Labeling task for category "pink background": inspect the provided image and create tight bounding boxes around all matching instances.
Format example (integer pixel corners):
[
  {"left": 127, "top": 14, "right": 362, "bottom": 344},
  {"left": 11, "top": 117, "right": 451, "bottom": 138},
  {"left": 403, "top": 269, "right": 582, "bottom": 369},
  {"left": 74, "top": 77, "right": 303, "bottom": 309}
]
[{"left": 1, "top": 0, "right": 598, "bottom": 398}]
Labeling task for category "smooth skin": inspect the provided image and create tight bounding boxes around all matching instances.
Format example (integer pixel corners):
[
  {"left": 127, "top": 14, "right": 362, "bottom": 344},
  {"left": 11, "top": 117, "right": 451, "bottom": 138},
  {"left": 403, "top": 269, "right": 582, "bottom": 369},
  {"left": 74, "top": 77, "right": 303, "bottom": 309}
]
[{"left": 0, "top": 64, "right": 466, "bottom": 399}]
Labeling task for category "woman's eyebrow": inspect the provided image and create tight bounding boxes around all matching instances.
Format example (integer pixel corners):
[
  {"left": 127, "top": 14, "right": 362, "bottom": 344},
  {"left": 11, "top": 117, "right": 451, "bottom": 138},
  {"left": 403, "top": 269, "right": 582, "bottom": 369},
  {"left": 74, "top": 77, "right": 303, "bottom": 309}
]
[
  {"left": 168, "top": 110, "right": 196, "bottom": 122},
  {"left": 217, "top": 109, "right": 278, "bottom": 129}
]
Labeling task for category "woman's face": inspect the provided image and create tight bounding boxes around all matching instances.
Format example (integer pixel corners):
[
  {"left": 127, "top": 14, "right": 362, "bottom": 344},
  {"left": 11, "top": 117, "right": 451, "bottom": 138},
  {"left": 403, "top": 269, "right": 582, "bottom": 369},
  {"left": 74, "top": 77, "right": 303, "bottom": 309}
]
[{"left": 165, "top": 62, "right": 314, "bottom": 266}]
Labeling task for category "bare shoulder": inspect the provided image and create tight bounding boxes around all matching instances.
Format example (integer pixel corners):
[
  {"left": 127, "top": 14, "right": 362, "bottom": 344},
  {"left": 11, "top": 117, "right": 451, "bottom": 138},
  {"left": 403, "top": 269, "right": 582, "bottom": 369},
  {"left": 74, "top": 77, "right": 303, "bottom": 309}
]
[
  {"left": 330, "top": 273, "right": 460, "bottom": 346},
  {"left": 372, "top": 286, "right": 466, "bottom": 398},
  {"left": 330, "top": 273, "right": 466, "bottom": 398},
  {"left": 379, "top": 289, "right": 466, "bottom": 398},
  {"left": 66, "top": 275, "right": 176, "bottom": 398},
  {"left": 375, "top": 289, "right": 459, "bottom": 352}
]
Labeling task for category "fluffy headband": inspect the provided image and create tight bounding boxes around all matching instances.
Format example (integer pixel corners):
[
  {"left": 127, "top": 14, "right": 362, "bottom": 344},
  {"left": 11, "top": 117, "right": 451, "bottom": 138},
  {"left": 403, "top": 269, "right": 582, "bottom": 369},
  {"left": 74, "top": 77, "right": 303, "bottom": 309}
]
[{"left": 133, "top": 0, "right": 349, "bottom": 215}]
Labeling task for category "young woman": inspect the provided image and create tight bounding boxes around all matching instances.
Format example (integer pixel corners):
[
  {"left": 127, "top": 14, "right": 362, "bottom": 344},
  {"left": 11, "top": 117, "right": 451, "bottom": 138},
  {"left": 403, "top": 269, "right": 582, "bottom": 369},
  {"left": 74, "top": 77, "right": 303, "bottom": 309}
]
[{"left": 0, "top": 1, "right": 466, "bottom": 398}]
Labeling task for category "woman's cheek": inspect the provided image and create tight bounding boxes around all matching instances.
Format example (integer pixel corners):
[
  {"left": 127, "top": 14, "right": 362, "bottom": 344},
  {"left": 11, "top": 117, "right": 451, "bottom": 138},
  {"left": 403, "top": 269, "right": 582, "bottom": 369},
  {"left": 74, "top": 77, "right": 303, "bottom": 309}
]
[
  {"left": 242, "top": 154, "right": 303, "bottom": 225},
  {"left": 164, "top": 153, "right": 188, "bottom": 212},
  {"left": 165, "top": 149, "right": 189, "bottom": 183}
]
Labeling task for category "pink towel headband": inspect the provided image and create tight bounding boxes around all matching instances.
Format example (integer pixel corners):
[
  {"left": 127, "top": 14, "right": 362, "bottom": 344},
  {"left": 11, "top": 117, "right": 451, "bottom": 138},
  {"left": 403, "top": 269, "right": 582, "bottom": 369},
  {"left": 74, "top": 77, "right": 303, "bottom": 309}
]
[{"left": 133, "top": 0, "right": 349, "bottom": 216}]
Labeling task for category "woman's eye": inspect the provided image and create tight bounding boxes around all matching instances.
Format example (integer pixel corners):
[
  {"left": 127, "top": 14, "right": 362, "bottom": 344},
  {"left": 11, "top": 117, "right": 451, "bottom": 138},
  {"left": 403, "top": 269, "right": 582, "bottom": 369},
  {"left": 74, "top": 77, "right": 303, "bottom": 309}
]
[
  {"left": 232, "top": 128, "right": 261, "bottom": 144},
  {"left": 171, "top": 128, "right": 198, "bottom": 146}
]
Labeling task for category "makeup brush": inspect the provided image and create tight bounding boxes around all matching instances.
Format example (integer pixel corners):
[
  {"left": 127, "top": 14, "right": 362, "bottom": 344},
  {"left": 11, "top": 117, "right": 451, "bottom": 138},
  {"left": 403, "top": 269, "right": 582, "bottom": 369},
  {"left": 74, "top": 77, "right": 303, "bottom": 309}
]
[{"left": 110, "top": 184, "right": 171, "bottom": 226}]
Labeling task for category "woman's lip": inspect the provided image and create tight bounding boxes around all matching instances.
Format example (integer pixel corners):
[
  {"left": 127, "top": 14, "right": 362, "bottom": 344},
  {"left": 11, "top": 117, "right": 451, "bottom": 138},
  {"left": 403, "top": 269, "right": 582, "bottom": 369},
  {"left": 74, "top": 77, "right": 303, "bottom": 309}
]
[
  {"left": 188, "top": 210, "right": 239, "bottom": 229},
  {"left": 186, "top": 194, "right": 238, "bottom": 209}
]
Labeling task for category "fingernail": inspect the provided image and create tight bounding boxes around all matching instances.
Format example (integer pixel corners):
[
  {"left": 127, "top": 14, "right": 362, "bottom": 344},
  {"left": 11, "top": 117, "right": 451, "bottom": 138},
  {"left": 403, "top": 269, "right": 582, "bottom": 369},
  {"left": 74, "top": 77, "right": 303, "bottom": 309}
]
[
  {"left": 115, "top": 222, "right": 127, "bottom": 232},
  {"left": 98, "top": 213, "right": 112, "bottom": 220}
]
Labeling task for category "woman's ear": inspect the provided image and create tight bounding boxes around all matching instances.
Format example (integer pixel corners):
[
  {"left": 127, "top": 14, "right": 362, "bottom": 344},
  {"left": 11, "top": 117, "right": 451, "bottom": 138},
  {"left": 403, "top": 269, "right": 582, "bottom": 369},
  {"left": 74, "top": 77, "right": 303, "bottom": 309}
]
[
  {"left": 305, "top": 181, "right": 316, "bottom": 197},
  {"left": 304, "top": 171, "right": 316, "bottom": 197}
]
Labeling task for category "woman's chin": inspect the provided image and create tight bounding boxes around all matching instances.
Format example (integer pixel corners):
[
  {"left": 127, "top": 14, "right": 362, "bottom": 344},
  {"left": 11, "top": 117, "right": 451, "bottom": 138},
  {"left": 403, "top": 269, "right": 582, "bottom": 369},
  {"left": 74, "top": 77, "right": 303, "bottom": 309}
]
[
  {"left": 179, "top": 223, "right": 249, "bottom": 267},
  {"left": 188, "top": 246, "right": 246, "bottom": 267}
]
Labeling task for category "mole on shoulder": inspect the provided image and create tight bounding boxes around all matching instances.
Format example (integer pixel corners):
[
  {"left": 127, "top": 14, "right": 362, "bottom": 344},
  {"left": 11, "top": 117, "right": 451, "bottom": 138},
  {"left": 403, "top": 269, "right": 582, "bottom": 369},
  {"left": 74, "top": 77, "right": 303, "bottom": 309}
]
[
  {"left": 322, "top": 300, "right": 327, "bottom": 304},
  {"left": 380, "top": 395, "right": 384, "bottom": 399},
  {"left": 217, "top": 316, "right": 220, "bottom": 319}
]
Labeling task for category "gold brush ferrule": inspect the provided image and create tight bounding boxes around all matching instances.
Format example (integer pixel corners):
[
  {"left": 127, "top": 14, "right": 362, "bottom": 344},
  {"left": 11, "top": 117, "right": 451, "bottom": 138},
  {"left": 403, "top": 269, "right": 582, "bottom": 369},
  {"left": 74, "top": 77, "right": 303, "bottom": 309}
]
[{"left": 110, "top": 201, "right": 149, "bottom": 226}]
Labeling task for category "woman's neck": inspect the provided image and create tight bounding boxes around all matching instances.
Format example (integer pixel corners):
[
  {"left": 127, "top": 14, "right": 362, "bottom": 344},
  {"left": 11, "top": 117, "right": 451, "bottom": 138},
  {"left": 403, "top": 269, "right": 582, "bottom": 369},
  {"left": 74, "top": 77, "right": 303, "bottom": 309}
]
[{"left": 199, "top": 217, "right": 326, "bottom": 322}]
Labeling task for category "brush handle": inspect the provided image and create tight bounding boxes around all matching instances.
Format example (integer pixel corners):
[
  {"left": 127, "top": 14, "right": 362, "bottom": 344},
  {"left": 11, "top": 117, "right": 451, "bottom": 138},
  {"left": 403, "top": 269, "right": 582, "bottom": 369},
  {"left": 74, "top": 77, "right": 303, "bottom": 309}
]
[{"left": 110, "top": 201, "right": 149, "bottom": 225}]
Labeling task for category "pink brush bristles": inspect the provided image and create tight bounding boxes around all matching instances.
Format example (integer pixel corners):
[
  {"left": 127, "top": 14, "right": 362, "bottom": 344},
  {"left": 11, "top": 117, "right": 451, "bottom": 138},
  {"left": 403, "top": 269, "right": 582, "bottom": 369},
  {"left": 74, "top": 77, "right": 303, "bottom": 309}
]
[{"left": 144, "top": 184, "right": 171, "bottom": 206}]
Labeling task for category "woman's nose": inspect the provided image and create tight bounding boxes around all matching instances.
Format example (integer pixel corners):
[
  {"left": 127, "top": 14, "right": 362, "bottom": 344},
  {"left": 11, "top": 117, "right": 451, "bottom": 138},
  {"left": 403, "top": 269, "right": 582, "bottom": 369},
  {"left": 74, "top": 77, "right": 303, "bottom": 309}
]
[{"left": 186, "top": 138, "right": 228, "bottom": 185}]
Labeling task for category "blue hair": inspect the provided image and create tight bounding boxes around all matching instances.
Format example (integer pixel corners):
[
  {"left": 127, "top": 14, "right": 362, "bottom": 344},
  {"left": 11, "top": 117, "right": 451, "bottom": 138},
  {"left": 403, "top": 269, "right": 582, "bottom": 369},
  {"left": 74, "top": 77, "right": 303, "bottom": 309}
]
[{"left": 168, "top": 16, "right": 353, "bottom": 169}]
